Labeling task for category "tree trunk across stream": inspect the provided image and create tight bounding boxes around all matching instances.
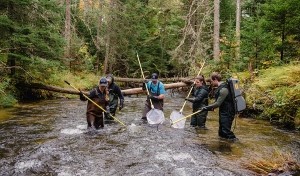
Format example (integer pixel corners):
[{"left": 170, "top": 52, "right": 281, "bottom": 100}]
[{"left": 27, "top": 77, "right": 193, "bottom": 96}]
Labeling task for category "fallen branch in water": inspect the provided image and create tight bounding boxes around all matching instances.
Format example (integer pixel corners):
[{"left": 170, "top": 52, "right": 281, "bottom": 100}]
[
  {"left": 113, "top": 77, "right": 193, "bottom": 83},
  {"left": 26, "top": 82, "right": 191, "bottom": 96}
]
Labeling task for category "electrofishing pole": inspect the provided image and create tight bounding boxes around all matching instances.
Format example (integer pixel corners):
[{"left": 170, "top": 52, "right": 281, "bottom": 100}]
[{"left": 64, "top": 80, "right": 126, "bottom": 127}]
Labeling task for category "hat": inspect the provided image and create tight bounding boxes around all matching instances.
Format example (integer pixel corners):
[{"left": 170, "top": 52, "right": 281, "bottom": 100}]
[
  {"left": 99, "top": 77, "right": 108, "bottom": 87},
  {"left": 151, "top": 73, "right": 158, "bottom": 80}
]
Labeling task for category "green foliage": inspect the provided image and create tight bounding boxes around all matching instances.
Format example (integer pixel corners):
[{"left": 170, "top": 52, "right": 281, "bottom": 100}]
[
  {"left": 220, "top": 0, "right": 235, "bottom": 33},
  {"left": 246, "top": 64, "right": 300, "bottom": 129},
  {"left": 221, "top": 0, "right": 300, "bottom": 71},
  {"left": 261, "top": 0, "right": 300, "bottom": 62},
  {"left": 0, "top": 77, "right": 17, "bottom": 108},
  {"left": 241, "top": 15, "right": 278, "bottom": 69},
  {"left": 0, "top": 0, "right": 300, "bottom": 126},
  {"left": 112, "top": 0, "right": 183, "bottom": 77},
  {"left": 0, "top": 0, "right": 65, "bottom": 100},
  {"left": 0, "top": 0, "right": 65, "bottom": 60},
  {"left": 0, "top": 94, "right": 17, "bottom": 108}
]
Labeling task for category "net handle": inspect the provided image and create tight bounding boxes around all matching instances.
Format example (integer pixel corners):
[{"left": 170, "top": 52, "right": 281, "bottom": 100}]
[
  {"left": 136, "top": 52, "right": 154, "bottom": 109},
  {"left": 64, "top": 80, "right": 126, "bottom": 126},
  {"left": 179, "top": 61, "right": 206, "bottom": 113},
  {"left": 172, "top": 109, "right": 203, "bottom": 125}
]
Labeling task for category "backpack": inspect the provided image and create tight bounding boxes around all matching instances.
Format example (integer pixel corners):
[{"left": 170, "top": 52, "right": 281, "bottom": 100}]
[{"left": 226, "top": 78, "right": 246, "bottom": 114}]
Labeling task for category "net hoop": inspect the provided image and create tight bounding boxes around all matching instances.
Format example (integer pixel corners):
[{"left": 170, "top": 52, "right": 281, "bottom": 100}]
[
  {"left": 170, "top": 111, "right": 185, "bottom": 129},
  {"left": 146, "top": 109, "right": 165, "bottom": 125}
]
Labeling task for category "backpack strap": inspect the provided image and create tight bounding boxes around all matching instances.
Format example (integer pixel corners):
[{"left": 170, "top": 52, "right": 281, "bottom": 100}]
[
  {"left": 149, "top": 81, "right": 160, "bottom": 95},
  {"left": 157, "top": 82, "right": 160, "bottom": 95}
]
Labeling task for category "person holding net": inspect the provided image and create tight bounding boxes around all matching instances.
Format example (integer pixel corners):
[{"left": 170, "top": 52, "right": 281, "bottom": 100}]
[
  {"left": 141, "top": 73, "right": 166, "bottom": 121},
  {"left": 185, "top": 75, "right": 209, "bottom": 129}
]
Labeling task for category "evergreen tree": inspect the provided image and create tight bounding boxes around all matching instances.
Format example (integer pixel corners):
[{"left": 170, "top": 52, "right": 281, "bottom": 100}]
[
  {"left": 261, "top": 0, "right": 300, "bottom": 62},
  {"left": 0, "top": 0, "right": 65, "bottom": 100},
  {"left": 240, "top": 0, "right": 277, "bottom": 70},
  {"left": 0, "top": 0, "right": 65, "bottom": 74}
]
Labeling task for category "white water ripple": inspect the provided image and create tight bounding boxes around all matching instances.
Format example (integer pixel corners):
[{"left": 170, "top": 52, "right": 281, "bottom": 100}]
[{"left": 60, "top": 128, "right": 84, "bottom": 135}]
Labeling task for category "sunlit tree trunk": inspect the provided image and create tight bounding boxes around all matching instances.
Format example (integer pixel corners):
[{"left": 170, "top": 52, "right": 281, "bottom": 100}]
[
  {"left": 95, "top": 0, "right": 103, "bottom": 74},
  {"left": 103, "top": 0, "right": 114, "bottom": 75},
  {"left": 103, "top": 35, "right": 110, "bottom": 75},
  {"left": 213, "top": 0, "right": 220, "bottom": 61},
  {"left": 64, "top": 0, "right": 71, "bottom": 59},
  {"left": 236, "top": 0, "right": 241, "bottom": 61}
]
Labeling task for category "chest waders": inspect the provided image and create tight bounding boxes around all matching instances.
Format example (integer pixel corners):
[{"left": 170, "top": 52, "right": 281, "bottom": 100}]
[
  {"left": 190, "top": 87, "right": 209, "bottom": 128},
  {"left": 215, "top": 83, "right": 236, "bottom": 139},
  {"left": 108, "top": 84, "right": 119, "bottom": 116},
  {"left": 142, "top": 82, "right": 165, "bottom": 125}
]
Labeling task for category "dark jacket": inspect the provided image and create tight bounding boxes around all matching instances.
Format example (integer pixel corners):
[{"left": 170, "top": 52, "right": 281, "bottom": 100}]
[
  {"left": 191, "top": 85, "right": 209, "bottom": 109},
  {"left": 80, "top": 87, "right": 109, "bottom": 128},
  {"left": 107, "top": 76, "right": 124, "bottom": 109},
  {"left": 80, "top": 87, "right": 109, "bottom": 114},
  {"left": 215, "top": 83, "right": 235, "bottom": 117},
  {"left": 108, "top": 83, "right": 124, "bottom": 101}
]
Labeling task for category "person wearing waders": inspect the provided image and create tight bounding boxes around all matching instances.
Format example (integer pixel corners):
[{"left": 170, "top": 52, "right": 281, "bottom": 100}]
[
  {"left": 80, "top": 77, "right": 111, "bottom": 130},
  {"left": 185, "top": 75, "right": 209, "bottom": 129},
  {"left": 202, "top": 72, "right": 238, "bottom": 141},
  {"left": 105, "top": 74, "right": 124, "bottom": 121},
  {"left": 141, "top": 73, "right": 166, "bottom": 120}
]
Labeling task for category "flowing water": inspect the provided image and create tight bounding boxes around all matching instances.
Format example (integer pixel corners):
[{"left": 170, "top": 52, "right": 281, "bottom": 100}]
[{"left": 0, "top": 93, "right": 299, "bottom": 176}]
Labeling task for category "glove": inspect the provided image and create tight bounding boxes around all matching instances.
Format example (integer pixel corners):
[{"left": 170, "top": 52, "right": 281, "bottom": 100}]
[
  {"left": 148, "top": 95, "right": 159, "bottom": 101},
  {"left": 142, "top": 80, "right": 148, "bottom": 90},
  {"left": 79, "top": 90, "right": 86, "bottom": 101},
  {"left": 185, "top": 97, "right": 195, "bottom": 102},
  {"left": 108, "top": 88, "right": 113, "bottom": 94},
  {"left": 119, "top": 99, "right": 124, "bottom": 110},
  {"left": 106, "top": 106, "right": 110, "bottom": 113},
  {"left": 202, "top": 106, "right": 214, "bottom": 111},
  {"left": 105, "top": 106, "right": 112, "bottom": 118}
]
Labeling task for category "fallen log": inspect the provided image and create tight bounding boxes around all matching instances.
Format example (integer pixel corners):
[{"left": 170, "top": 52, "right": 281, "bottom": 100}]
[
  {"left": 122, "top": 82, "right": 189, "bottom": 95},
  {"left": 28, "top": 82, "right": 190, "bottom": 96},
  {"left": 113, "top": 77, "right": 193, "bottom": 83}
]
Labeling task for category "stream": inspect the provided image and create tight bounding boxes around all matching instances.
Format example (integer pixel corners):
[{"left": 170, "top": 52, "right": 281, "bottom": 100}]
[{"left": 0, "top": 93, "right": 299, "bottom": 176}]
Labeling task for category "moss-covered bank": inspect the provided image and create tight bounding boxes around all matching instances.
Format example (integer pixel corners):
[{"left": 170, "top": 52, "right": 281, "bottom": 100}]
[{"left": 242, "top": 63, "right": 300, "bottom": 130}]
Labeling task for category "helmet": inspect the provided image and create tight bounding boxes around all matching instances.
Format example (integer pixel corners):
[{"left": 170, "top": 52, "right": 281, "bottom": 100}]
[
  {"left": 151, "top": 73, "right": 158, "bottom": 80},
  {"left": 99, "top": 77, "right": 108, "bottom": 87}
]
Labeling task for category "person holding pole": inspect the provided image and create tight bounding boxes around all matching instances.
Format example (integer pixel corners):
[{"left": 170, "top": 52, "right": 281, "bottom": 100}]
[
  {"left": 185, "top": 75, "right": 209, "bottom": 129},
  {"left": 202, "top": 72, "right": 238, "bottom": 141},
  {"left": 141, "top": 73, "right": 166, "bottom": 120},
  {"left": 80, "top": 77, "right": 110, "bottom": 130}
]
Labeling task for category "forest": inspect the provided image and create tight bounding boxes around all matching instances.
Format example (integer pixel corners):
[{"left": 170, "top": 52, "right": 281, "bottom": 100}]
[{"left": 0, "top": 0, "right": 299, "bottom": 129}]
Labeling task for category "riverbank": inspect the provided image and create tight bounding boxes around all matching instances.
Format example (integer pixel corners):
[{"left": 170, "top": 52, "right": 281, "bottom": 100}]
[{"left": 240, "top": 63, "right": 300, "bottom": 130}]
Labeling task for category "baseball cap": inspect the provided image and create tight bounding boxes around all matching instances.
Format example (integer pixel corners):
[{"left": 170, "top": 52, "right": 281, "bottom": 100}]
[
  {"left": 151, "top": 73, "right": 158, "bottom": 80},
  {"left": 99, "top": 77, "right": 108, "bottom": 87}
]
